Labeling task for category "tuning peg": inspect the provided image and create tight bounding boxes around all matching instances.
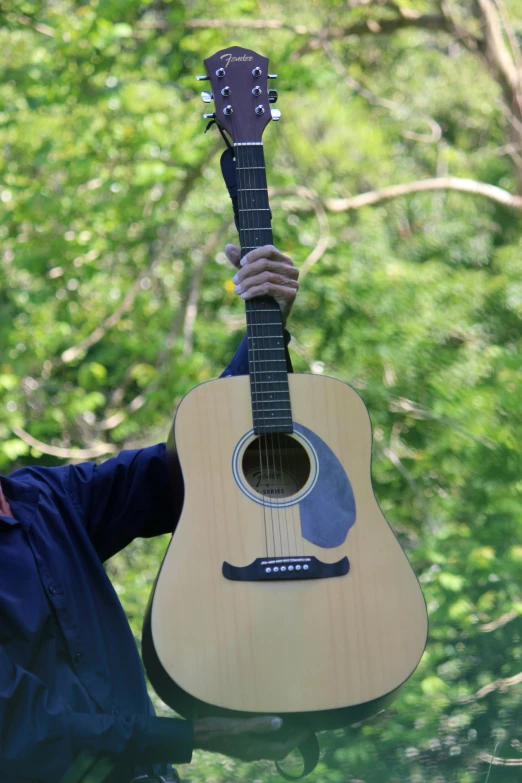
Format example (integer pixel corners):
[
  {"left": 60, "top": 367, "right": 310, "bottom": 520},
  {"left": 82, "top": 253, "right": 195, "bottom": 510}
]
[
  {"left": 196, "top": 75, "right": 210, "bottom": 81},
  {"left": 271, "top": 108, "right": 281, "bottom": 121},
  {"left": 201, "top": 91, "right": 212, "bottom": 103},
  {"left": 203, "top": 113, "right": 216, "bottom": 119},
  {"left": 268, "top": 74, "right": 278, "bottom": 79},
  {"left": 268, "top": 89, "right": 278, "bottom": 104}
]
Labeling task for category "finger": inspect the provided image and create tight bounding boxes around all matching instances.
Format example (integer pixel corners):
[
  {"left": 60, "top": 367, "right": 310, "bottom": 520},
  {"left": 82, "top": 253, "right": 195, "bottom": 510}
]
[
  {"left": 241, "top": 244, "right": 293, "bottom": 267},
  {"left": 237, "top": 276, "right": 299, "bottom": 298},
  {"left": 225, "top": 243, "right": 241, "bottom": 268},
  {"left": 234, "top": 259, "right": 299, "bottom": 284}
]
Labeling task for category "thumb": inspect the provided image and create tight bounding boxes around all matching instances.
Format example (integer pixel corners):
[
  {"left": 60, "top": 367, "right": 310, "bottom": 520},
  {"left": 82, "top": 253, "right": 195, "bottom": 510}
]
[
  {"left": 244, "top": 716, "right": 284, "bottom": 734},
  {"left": 225, "top": 243, "right": 241, "bottom": 268}
]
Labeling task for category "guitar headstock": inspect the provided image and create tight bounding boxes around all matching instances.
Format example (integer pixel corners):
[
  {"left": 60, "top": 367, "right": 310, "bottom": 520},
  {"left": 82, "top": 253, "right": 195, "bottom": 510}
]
[{"left": 198, "top": 46, "right": 279, "bottom": 143}]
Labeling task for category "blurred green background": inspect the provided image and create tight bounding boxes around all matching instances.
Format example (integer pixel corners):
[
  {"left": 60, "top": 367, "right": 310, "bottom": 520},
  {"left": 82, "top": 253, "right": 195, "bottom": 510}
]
[{"left": 1, "top": 1, "right": 522, "bottom": 781}]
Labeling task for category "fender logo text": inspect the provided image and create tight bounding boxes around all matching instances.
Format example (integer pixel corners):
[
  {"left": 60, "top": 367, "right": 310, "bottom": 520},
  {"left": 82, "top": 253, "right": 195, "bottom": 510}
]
[{"left": 221, "top": 53, "right": 254, "bottom": 67}]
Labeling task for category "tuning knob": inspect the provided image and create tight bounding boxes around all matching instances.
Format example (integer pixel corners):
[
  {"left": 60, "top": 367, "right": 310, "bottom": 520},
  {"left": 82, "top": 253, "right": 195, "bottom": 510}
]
[
  {"left": 196, "top": 75, "right": 210, "bottom": 81},
  {"left": 268, "top": 89, "right": 278, "bottom": 103},
  {"left": 203, "top": 113, "right": 216, "bottom": 119},
  {"left": 201, "top": 91, "right": 212, "bottom": 103},
  {"left": 271, "top": 108, "right": 281, "bottom": 121}
]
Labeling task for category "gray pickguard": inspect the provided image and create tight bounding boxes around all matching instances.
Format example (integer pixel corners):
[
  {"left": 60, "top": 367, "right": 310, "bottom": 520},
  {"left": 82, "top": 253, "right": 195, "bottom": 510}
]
[{"left": 294, "top": 422, "right": 356, "bottom": 548}]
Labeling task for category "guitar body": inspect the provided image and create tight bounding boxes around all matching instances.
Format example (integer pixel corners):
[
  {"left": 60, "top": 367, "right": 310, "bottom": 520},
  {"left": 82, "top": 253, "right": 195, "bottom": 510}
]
[{"left": 143, "top": 373, "right": 428, "bottom": 730}]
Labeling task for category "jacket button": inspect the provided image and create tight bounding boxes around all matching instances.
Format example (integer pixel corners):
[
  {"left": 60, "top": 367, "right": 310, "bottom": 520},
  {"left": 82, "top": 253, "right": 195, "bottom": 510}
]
[
  {"left": 112, "top": 707, "right": 119, "bottom": 716},
  {"left": 74, "top": 653, "right": 82, "bottom": 663},
  {"left": 48, "top": 585, "right": 56, "bottom": 595}
]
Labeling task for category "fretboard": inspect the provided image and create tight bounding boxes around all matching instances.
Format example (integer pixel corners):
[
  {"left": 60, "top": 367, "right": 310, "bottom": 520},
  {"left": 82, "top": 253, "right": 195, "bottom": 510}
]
[{"left": 235, "top": 142, "right": 293, "bottom": 434}]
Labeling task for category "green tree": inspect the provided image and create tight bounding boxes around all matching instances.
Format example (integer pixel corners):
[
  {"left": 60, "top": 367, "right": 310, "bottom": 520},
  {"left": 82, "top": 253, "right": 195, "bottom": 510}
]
[{"left": 1, "top": 1, "right": 522, "bottom": 780}]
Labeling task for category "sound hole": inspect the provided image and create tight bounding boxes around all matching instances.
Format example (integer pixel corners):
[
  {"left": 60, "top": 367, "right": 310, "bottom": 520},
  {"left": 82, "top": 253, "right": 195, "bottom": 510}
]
[{"left": 242, "top": 434, "right": 311, "bottom": 499}]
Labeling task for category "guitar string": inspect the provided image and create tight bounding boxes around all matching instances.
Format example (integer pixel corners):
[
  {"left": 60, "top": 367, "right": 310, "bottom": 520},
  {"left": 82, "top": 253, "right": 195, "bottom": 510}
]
[
  {"left": 253, "top": 140, "right": 295, "bottom": 559},
  {"left": 238, "top": 143, "right": 270, "bottom": 558},
  {"left": 261, "top": 141, "right": 287, "bottom": 558},
  {"left": 250, "top": 141, "right": 280, "bottom": 557},
  {"left": 258, "top": 140, "right": 291, "bottom": 558},
  {"left": 245, "top": 143, "right": 276, "bottom": 557},
  {"left": 253, "top": 141, "right": 281, "bottom": 557},
  {"left": 256, "top": 138, "right": 297, "bottom": 557},
  {"left": 241, "top": 141, "right": 302, "bottom": 560}
]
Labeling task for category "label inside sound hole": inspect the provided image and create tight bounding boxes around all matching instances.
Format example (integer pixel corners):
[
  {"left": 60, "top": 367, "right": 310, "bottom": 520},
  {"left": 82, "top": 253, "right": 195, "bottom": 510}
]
[
  {"left": 244, "top": 467, "right": 300, "bottom": 498},
  {"left": 236, "top": 431, "right": 317, "bottom": 507}
]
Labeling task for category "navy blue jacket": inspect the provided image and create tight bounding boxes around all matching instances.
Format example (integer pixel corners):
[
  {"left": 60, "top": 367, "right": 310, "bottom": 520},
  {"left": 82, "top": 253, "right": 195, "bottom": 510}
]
[{"left": 0, "top": 333, "right": 292, "bottom": 783}]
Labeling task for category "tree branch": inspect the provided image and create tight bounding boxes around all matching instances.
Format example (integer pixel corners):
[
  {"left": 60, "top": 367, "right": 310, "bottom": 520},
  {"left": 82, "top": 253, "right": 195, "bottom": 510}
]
[
  {"left": 12, "top": 427, "right": 117, "bottom": 460},
  {"left": 183, "top": 223, "right": 229, "bottom": 356},
  {"left": 56, "top": 149, "right": 218, "bottom": 368},
  {"left": 480, "top": 608, "right": 519, "bottom": 633},
  {"left": 270, "top": 176, "right": 522, "bottom": 217},
  {"left": 320, "top": 176, "right": 522, "bottom": 211},
  {"left": 12, "top": 14, "right": 56, "bottom": 37},
  {"left": 321, "top": 37, "right": 442, "bottom": 143},
  {"left": 474, "top": 0, "right": 521, "bottom": 109},
  {"left": 479, "top": 751, "right": 522, "bottom": 767},
  {"left": 299, "top": 197, "right": 330, "bottom": 278},
  {"left": 180, "top": 13, "right": 451, "bottom": 38},
  {"left": 459, "top": 670, "right": 522, "bottom": 704},
  {"left": 59, "top": 272, "right": 147, "bottom": 365}
]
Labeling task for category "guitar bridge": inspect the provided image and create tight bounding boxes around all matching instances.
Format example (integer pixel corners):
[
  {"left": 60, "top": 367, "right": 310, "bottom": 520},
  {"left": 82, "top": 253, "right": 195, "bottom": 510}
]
[{"left": 222, "top": 555, "right": 349, "bottom": 582}]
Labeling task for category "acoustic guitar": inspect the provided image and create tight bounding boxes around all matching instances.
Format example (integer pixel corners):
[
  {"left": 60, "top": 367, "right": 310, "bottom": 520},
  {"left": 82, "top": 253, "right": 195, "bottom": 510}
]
[{"left": 143, "top": 45, "right": 428, "bottom": 776}]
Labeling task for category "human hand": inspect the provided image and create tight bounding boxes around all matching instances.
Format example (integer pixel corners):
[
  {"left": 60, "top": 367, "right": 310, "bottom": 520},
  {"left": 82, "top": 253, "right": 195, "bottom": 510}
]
[
  {"left": 225, "top": 244, "right": 299, "bottom": 326},
  {"left": 193, "top": 715, "right": 310, "bottom": 762}
]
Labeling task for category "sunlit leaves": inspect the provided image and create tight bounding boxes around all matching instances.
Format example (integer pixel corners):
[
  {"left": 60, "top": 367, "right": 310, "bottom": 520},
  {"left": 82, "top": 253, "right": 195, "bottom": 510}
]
[{"left": 1, "top": 2, "right": 522, "bottom": 781}]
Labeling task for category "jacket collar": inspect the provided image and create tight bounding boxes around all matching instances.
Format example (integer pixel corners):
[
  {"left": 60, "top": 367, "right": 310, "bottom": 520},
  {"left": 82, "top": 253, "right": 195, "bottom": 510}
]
[{"left": 0, "top": 473, "right": 40, "bottom": 527}]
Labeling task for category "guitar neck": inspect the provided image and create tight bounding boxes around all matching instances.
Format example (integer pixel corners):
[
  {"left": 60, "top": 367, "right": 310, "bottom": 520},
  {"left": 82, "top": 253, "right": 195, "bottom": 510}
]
[{"left": 235, "top": 142, "right": 293, "bottom": 435}]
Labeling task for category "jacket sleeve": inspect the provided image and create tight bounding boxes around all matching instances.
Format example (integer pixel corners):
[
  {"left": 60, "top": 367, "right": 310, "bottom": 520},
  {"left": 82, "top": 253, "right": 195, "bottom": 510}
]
[
  {"left": 0, "top": 645, "right": 193, "bottom": 781},
  {"left": 63, "top": 442, "right": 176, "bottom": 561}
]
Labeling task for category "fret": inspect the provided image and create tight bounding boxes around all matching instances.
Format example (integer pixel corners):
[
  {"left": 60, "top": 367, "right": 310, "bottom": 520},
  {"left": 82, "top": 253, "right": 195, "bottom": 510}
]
[
  {"left": 247, "top": 322, "right": 283, "bottom": 327},
  {"left": 236, "top": 166, "right": 265, "bottom": 170},
  {"left": 250, "top": 372, "right": 288, "bottom": 377},
  {"left": 255, "top": 421, "right": 294, "bottom": 432},
  {"left": 251, "top": 378, "right": 288, "bottom": 394},
  {"left": 238, "top": 208, "right": 271, "bottom": 212},
  {"left": 240, "top": 227, "right": 272, "bottom": 232},
  {"left": 248, "top": 348, "right": 284, "bottom": 353},
  {"left": 251, "top": 389, "right": 289, "bottom": 394},
  {"left": 252, "top": 398, "right": 290, "bottom": 404},
  {"left": 250, "top": 405, "right": 292, "bottom": 411},
  {"left": 255, "top": 414, "right": 292, "bottom": 420},
  {"left": 239, "top": 188, "right": 267, "bottom": 192},
  {"left": 250, "top": 359, "right": 287, "bottom": 364}
]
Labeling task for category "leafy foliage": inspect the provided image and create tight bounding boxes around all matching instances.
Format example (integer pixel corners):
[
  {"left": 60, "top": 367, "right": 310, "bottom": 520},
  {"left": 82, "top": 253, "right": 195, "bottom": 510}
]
[{"left": 1, "top": 1, "right": 522, "bottom": 781}]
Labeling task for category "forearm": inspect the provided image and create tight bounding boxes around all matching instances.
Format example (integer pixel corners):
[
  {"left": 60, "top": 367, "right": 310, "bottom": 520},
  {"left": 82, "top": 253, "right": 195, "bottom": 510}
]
[{"left": 0, "top": 648, "right": 193, "bottom": 779}]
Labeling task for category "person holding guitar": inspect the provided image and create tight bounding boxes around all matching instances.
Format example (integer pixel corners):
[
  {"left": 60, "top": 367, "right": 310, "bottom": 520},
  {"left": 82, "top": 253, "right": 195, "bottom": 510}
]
[{"left": 0, "top": 241, "right": 307, "bottom": 783}]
